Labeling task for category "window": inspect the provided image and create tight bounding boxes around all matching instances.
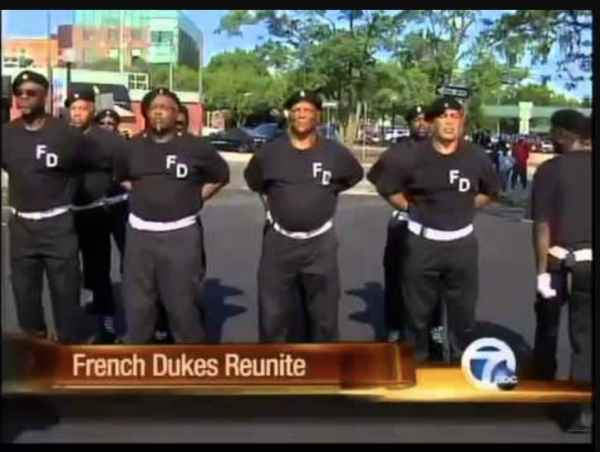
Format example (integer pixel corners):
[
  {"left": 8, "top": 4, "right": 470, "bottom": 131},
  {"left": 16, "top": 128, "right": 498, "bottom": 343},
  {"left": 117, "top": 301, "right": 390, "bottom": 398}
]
[
  {"left": 83, "top": 29, "right": 95, "bottom": 41},
  {"left": 109, "top": 48, "right": 119, "bottom": 59},
  {"left": 131, "top": 49, "right": 142, "bottom": 57},
  {"left": 83, "top": 49, "right": 97, "bottom": 64},
  {"left": 128, "top": 73, "right": 149, "bottom": 91},
  {"left": 108, "top": 28, "right": 119, "bottom": 42},
  {"left": 131, "top": 29, "right": 142, "bottom": 41},
  {"left": 151, "top": 30, "right": 173, "bottom": 45}
]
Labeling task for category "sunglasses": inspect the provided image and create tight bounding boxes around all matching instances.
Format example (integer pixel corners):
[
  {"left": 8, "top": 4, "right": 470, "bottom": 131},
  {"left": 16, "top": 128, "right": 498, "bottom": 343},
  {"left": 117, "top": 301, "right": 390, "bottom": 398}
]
[
  {"left": 15, "top": 88, "right": 42, "bottom": 98},
  {"left": 176, "top": 121, "right": 186, "bottom": 127},
  {"left": 99, "top": 120, "right": 117, "bottom": 127}
]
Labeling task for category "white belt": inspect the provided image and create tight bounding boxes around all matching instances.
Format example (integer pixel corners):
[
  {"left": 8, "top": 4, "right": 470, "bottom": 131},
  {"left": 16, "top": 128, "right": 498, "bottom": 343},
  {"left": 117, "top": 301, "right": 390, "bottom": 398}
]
[
  {"left": 104, "top": 193, "right": 129, "bottom": 206},
  {"left": 392, "top": 210, "right": 409, "bottom": 222},
  {"left": 408, "top": 219, "right": 474, "bottom": 242},
  {"left": 549, "top": 246, "right": 592, "bottom": 262},
  {"left": 72, "top": 199, "right": 106, "bottom": 212},
  {"left": 129, "top": 212, "right": 199, "bottom": 232},
  {"left": 267, "top": 211, "right": 333, "bottom": 240},
  {"left": 72, "top": 193, "right": 129, "bottom": 212},
  {"left": 15, "top": 205, "right": 71, "bottom": 221}
]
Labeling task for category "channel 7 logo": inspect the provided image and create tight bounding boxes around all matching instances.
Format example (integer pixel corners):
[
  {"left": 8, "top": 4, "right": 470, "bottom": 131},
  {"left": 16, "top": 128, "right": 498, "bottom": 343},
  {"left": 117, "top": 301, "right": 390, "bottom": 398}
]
[{"left": 461, "top": 338, "right": 519, "bottom": 391}]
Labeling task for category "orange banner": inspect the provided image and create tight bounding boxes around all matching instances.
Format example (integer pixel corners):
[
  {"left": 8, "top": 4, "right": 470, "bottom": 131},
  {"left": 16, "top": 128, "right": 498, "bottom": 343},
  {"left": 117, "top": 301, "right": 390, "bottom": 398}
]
[{"left": 2, "top": 335, "right": 416, "bottom": 391}]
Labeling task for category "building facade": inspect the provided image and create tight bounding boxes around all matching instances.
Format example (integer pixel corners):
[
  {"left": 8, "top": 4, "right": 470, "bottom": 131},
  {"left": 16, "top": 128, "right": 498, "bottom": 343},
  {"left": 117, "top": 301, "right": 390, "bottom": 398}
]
[
  {"left": 3, "top": 37, "right": 60, "bottom": 69},
  {"left": 69, "top": 10, "right": 203, "bottom": 69}
]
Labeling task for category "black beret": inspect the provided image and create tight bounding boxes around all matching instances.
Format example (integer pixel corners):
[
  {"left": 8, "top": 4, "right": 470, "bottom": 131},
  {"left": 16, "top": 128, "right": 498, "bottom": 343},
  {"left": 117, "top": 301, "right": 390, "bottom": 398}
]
[
  {"left": 95, "top": 109, "right": 121, "bottom": 124},
  {"left": 425, "top": 97, "right": 464, "bottom": 121},
  {"left": 405, "top": 105, "right": 426, "bottom": 123},
  {"left": 551, "top": 109, "right": 589, "bottom": 137},
  {"left": 284, "top": 90, "right": 323, "bottom": 111},
  {"left": 65, "top": 86, "right": 96, "bottom": 108},
  {"left": 12, "top": 70, "right": 50, "bottom": 94},
  {"left": 141, "top": 88, "right": 182, "bottom": 118}
]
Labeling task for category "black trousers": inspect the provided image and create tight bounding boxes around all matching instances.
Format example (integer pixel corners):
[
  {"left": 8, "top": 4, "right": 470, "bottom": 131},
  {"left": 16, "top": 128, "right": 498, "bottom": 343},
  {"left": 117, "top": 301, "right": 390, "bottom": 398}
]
[
  {"left": 122, "top": 222, "right": 206, "bottom": 344},
  {"left": 511, "top": 166, "right": 528, "bottom": 190},
  {"left": 533, "top": 263, "right": 592, "bottom": 383},
  {"left": 383, "top": 217, "right": 408, "bottom": 333},
  {"left": 403, "top": 231, "right": 478, "bottom": 362},
  {"left": 9, "top": 213, "right": 82, "bottom": 343},
  {"left": 383, "top": 217, "right": 444, "bottom": 338},
  {"left": 258, "top": 227, "right": 340, "bottom": 343},
  {"left": 108, "top": 200, "right": 128, "bottom": 271},
  {"left": 74, "top": 207, "right": 115, "bottom": 317}
]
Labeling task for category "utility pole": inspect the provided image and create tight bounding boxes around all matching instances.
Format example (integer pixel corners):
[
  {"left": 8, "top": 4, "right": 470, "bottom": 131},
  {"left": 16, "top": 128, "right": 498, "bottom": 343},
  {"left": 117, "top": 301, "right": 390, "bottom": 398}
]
[
  {"left": 119, "top": 10, "right": 125, "bottom": 73},
  {"left": 46, "top": 10, "right": 53, "bottom": 114}
]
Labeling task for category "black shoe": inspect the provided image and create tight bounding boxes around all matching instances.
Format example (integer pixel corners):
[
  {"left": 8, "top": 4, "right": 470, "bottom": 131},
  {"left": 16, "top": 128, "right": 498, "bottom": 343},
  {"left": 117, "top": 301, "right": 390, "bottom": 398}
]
[
  {"left": 154, "top": 330, "right": 174, "bottom": 345},
  {"left": 89, "top": 325, "right": 118, "bottom": 345},
  {"left": 565, "top": 405, "right": 592, "bottom": 434}
]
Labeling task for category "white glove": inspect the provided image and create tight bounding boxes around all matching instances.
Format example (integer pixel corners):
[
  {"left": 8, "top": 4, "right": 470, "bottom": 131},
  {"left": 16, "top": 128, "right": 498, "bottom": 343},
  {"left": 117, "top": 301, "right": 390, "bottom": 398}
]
[{"left": 537, "top": 273, "right": 557, "bottom": 299}]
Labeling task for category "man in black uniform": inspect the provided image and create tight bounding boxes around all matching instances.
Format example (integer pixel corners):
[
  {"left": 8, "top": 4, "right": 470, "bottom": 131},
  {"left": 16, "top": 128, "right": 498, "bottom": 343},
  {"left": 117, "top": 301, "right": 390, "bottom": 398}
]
[
  {"left": 67, "top": 88, "right": 128, "bottom": 343},
  {"left": 2, "top": 71, "right": 105, "bottom": 343},
  {"left": 115, "top": 88, "right": 230, "bottom": 344},
  {"left": 176, "top": 105, "right": 190, "bottom": 133},
  {"left": 369, "top": 97, "right": 500, "bottom": 361},
  {"left": 245, "top": 90, "right": 364, "bottom": 343},
  {"left": 368, "top": 105, "right": 431, "bottom": 343},
  {"left": 530, "top": 110, "right": 592, "bottom": 432},
  {"left": 95, "top": 109, "right": 121, "bottom": 133}
]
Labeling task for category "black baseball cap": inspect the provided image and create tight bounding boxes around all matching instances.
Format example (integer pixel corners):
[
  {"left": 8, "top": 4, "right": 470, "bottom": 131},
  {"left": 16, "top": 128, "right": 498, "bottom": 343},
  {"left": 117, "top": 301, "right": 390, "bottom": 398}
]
[
  {"left": 12, "top": 70, "right": 50, "bottom": 94},
  {"left": 405, "top": 105, "right": 426, "bottom": 123},
  {"left": 551, "top": 109, "right": 589, "bottom": 138},
  {"left": 65, "top": 86, "right": 96, "bottom": 108},
  {"left": 141, "top": 88, "right": 182, "bottom": 118},
  {"left": 425, "top": 97, "right": 464, "bottom": 121},
  {"left": 95, "top": 109, "right": 121, "bottom": 125},
  {"left": 284, "top": 90, "right": 323, "bottom": 111}
]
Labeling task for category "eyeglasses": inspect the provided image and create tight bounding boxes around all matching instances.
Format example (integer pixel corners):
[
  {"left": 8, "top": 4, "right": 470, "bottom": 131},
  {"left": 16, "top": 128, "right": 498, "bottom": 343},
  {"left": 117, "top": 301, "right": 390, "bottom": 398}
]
[
  {"left": 15, "top": 88, "right": 41, "bottom": 98},
  {"left": 99, "top": 120, "right": 117, "bottom": 127}
]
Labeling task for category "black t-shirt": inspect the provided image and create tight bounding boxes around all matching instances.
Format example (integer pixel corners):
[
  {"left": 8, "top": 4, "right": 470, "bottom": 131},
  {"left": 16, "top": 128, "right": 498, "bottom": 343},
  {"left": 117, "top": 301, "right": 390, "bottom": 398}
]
[
  {"left": 115, "top": 132, "right": 230, "bottom": 222},
  {"left": 244, "top": 136, "right": 364, "bottom": 232},
  {"left": 74, "top": 125, "right": 128, "bottom": 206},
  {"left": 369, "top": 139, "right": 500, "bottom": 230},
  {"left": 531, "top": 151, "right": 592, "bottom": 249},
  {"left": 2, "top": 117, "right": 106, "bottom": 212}
]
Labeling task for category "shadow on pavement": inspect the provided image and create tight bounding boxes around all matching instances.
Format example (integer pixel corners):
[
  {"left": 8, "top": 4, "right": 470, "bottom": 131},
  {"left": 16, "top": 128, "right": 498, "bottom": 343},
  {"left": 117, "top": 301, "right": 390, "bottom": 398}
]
[
  {"left": 346, "top": 282, "right": 386, "bottom": 341},
  {"left": 202, "top": 278, "right": 246, "bottom": 343},
  {"left": 472, "top": 321, "right": 533, "bottom": 378}
]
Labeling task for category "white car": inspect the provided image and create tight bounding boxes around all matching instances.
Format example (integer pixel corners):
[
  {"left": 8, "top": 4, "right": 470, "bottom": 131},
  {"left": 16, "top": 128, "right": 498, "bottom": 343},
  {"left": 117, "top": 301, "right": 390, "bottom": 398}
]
[{"left": 384, "top": 128, "right": 410, "bottom": 142}]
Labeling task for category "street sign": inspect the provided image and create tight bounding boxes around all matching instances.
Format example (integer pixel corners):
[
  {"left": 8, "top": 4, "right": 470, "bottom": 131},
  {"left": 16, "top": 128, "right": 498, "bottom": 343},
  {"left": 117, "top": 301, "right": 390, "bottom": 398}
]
[{"left": 436, "top": 85, "right": 471, "bottom": 100}]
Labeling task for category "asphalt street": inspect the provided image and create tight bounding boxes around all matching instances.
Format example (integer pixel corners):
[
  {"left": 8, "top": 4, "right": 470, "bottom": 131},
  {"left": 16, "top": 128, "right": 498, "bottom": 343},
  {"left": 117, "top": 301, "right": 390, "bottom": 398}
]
[{"left": 1, "top": 182, "right": 590, "bottom": 443}]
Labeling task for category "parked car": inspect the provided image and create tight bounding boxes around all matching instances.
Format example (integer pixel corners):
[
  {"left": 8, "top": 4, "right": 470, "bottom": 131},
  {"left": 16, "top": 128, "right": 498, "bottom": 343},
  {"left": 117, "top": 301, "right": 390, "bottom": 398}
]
[
  {"left": 244, "top": 123, "right": 286, "bottom": 147},
  {"left": 208, "top": 128, "right": 256, "bottom": 154}
]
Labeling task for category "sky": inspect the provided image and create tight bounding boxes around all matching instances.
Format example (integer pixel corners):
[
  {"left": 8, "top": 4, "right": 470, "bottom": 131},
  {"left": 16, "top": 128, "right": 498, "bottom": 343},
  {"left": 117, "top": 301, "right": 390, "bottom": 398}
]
[{"left": 3, "top": 10, "right": 591, "bottom": 99}]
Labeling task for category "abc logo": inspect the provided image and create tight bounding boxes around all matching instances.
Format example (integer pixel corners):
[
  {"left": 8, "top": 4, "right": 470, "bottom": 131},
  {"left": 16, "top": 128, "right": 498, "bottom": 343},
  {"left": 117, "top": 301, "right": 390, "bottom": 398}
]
[{"left": 461, "top": 338, "right": 518, "bottom": 391}]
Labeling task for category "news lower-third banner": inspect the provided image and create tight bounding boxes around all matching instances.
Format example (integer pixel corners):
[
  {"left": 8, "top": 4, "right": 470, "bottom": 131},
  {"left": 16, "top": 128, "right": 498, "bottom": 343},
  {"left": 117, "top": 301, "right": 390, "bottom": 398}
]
[{"left": 1, "top": 334, "right": 592, "bottom": 403}]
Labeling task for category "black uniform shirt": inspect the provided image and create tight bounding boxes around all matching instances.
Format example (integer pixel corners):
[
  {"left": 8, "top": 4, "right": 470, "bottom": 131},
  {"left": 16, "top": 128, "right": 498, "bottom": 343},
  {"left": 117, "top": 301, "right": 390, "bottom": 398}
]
[
  {"left": 2, "top": 117, "right": 105, "bottom": 212},
  {"left": 370, "top": 139, "right": 500, "bottom": 231},
  {"left": 74, "top": 125, "right": 128, "bottom": 206},
  {"left": 531, "top": 151, "right": 592, "bottom": 249},
  {"left": 115, "top": 132, "right": 230, "bottom": 222},
  {"left": 244, "top": 136, "right": 364, "bottom": 232}
]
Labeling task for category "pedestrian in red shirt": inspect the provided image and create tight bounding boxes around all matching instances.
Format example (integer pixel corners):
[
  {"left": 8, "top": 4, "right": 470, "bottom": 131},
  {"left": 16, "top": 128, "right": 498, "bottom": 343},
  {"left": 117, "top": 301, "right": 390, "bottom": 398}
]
[{"left": 511, "top": 137, "right": 530, "bottom": 190}]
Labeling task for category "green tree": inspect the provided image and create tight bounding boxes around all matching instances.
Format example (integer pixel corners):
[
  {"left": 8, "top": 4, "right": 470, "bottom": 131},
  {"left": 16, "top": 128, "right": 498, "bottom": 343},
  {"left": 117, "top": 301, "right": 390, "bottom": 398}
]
[
  {"left": 203, "top": 50, "right": 287, "bottom": 124},
  {"left": 218, "top": 10, "right": 414, "bottom": 143},
  {"left": 486, "top": 10, "right": 592, "bottom": 89}
]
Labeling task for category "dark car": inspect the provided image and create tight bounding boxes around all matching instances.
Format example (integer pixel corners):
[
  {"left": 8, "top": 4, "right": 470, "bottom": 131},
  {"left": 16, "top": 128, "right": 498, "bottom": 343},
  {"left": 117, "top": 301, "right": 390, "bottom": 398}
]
[
  {"left": 243, "top": 123, "right": 287, "bottom": 147},
  {"left": 208, "top": 128, "right": 256, "bottom": 154}
]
